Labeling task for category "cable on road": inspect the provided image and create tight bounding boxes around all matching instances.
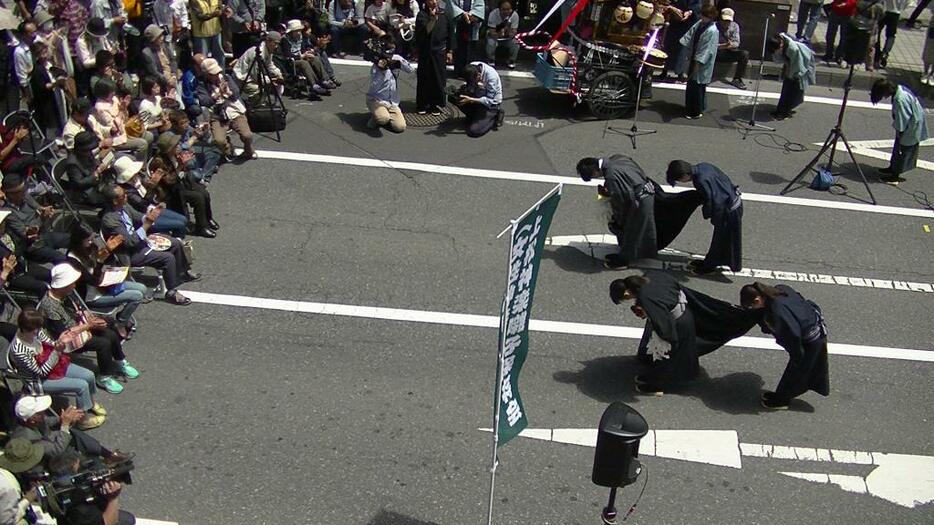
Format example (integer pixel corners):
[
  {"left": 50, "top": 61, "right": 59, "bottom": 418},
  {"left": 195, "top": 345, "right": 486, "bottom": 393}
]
[
  {"left": 750, "top": 131, "right": 809, "bottom": 154},
  {"left": 620, "top": 464, "right": 649, "bottom": 523}
]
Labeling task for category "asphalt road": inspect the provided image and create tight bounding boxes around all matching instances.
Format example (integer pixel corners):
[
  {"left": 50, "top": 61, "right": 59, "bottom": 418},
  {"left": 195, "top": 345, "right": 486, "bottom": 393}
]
[{"left": 89, "top": 62, "right": 934, "bottom": 525}]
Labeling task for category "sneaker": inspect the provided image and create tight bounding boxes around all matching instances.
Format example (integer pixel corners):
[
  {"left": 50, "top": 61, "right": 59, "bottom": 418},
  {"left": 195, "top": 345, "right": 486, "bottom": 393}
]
[
  {"left": 760, "top": 391, "right": 790, "bottom": 410},
  {"left": 311, "top": 84, "right": 331, "bottom": 96},
  {"left": 507, "top": 61, "right": 516, "bottom": 69},
  {"left": 330, "top": 77, "right": 342, "bottom": 87},
  {"left": 684, "top": 113, "right": 703, "bottom": 120},
  {"left": 77, "top": 414, "right": 106, "bottom": 430},
  {"left": 417, "top": 110, "right": 428, "bottom": 115},
  {"left": 120, "top": 361, "right": 140, "bottom": 379},
  {"left": 97, "top": 376, "right": 124, "bottom": 394},
  {"left": 90, "top": 403, "right": 108, "bottom": 416},
  {"left": 731, "top": 79, "right": 747, "bottom": 90},
  {"left": 322, "top": 80, "right": 338, "bottom": 90}
]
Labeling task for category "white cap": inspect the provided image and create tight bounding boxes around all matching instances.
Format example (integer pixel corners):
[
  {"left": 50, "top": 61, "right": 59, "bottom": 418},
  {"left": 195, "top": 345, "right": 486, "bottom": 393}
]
[
  {"left": 721, "top": 8, "right": 734, "bottom": 21},
  {"left": 15, "top": 395, "right": 52, "bottom": 420}
]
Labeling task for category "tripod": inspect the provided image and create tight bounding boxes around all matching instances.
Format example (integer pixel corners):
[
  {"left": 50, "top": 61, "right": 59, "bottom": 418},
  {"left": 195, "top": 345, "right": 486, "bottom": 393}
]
[
  {"left": 243, "top": 38, "right": 287, "bottom": 143},
  {"left": 604, "top": 27, "right": 661, "bottom": 149},
  {"left": 738, "top": 14, "right": 776, "bottom": 138},
  {"left": 781, "top": 63, "right": 877, "bottom": 204}
]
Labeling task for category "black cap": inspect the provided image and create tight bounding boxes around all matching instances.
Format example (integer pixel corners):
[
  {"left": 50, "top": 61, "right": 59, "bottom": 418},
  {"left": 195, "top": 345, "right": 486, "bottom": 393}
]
[
  {"left": 73, "top": 131, "right": 99, "bottom": 151},
  {"left": 1, "top": 173, "right": 25, "bottom": 190},
  {"left": 73, "top": 97, "right": 92, "bottom": 114}
]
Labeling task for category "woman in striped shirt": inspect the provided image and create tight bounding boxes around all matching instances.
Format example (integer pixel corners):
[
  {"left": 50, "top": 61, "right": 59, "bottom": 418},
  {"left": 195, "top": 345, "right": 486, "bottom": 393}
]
[{"left": 7, "top": 308, "right": 107, "bottom": 430}]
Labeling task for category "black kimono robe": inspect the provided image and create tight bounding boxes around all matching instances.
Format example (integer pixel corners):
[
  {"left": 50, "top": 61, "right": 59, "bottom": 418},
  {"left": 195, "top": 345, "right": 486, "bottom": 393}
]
[
  {"left": 761, "top": 285, "right": 830, "bottom": 400},
  {"left": 633, "top": 271, "right": 699, "bottom": 384},
  {"left": 415, "top": 8, "right": 452, "bottom": 112},
  {"left": 602, "top": 155, "right": 658, "bottom": 264},
  {"left": 693, "top": 162, "right": 743, "bottom": 272}
]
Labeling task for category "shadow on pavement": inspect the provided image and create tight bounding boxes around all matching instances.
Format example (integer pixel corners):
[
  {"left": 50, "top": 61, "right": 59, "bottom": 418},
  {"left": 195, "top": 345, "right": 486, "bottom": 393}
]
[
  {"left": 749, "top": 170, "right": 790, "bottom": 185},
  {"left": 367, "top": 510, "right": 440, "bottom": 525},
  {"left": 542, "top": 246, "right": 604, "bottom": 274}
]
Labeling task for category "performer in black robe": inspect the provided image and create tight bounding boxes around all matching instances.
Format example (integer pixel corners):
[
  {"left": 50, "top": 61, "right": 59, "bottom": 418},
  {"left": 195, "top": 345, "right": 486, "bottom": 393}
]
[
  {"left": 666, "top": 160, "right": 743, "bottom": 273},
  {"left": 611, "top": 273, "right": 762, "bottom": 396},
  {"left": 740, "top": 282, "right": 830, "bottom": 409},
  {"left": 652, "top": 182, "right": 702, "bottom": 251},
  {"left": 415, "top": 0, "right": 452, "bottom": 114},
  {"left": 578, "top": 155, "right": 658, "bottom": 270}
]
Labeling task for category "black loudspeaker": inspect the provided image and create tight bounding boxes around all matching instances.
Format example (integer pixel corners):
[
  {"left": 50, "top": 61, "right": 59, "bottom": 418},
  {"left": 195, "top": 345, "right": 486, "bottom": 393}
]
[
  {"left": 730, "top": 0, "right": 793, "bottom": 60},
  {"left": 844, "top": 27, "right": 870, "bottom": 65},
  {"left": 591, "top": 402, "right": 649, "bottom": 488}
]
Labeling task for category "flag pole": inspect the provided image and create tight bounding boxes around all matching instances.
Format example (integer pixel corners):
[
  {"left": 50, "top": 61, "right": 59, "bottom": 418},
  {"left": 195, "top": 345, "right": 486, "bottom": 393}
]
[{"left": 495, "top": 185, "right": 563, "bottom": 239}]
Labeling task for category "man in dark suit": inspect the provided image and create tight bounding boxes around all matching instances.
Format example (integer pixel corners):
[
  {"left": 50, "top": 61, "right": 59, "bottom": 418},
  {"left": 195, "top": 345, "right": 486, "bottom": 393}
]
[
  {"left": 99, "top": 184, "right": 198, "bottom": 306},
  {"left": 1, "top": 173, "right": 69, "bottom": 264},
  {"left": 62, "top": 131, "right": 109, "bottom": 208}
]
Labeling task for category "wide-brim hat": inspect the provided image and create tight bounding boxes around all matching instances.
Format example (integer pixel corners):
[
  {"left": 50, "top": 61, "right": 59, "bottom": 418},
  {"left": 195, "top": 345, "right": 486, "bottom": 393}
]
[
  {"left": 286, "top": 19, "right": 303, "bottom": 33},
  {"left": 156, "top": 132, "right": 182, "bottom": 154},
  {"left": 201, "top": 57, "right": 223, "bottom": 75},
  {"left": 0, "top": 210, "right": 11, "bottom": 226},
  {"left": 114, "top": 155, "right": 144, "bottom": 184},
  {"left": 33, "top": 10, "right": 55, "bottom": 29},
  {"left": 265, "top": 31, "right": 282, "bottom": 43},
  {"left": 144, "top": 23, "right": 164, "bottom": 42},
  {"left": 73, "top": 130, "right": 99, "bottom": 152},
  {"left": 0, "top": 439, "right": 44, "bottom": 473},
  {"left": 50, "top": 263, "right": 81, "bottom": 289},
  {"left": 86, "top": 17, "right": 108, "bottom": 37}
]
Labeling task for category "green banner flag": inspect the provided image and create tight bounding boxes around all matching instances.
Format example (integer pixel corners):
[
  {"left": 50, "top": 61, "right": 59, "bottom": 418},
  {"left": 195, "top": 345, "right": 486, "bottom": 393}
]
[{"left": 495, "top": 186, "right": 562, "bottom": 448}]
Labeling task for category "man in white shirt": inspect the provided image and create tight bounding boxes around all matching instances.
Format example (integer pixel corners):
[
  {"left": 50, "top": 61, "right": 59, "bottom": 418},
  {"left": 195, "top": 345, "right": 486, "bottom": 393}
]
[
  {"left": 12, "top": 22, "right": 37, "bottom": 102},
  {"left": 232, "top": 31, "right": 284, "bottom": 105},
  {"left": 485, "top": 0, "right": 519, "bottom": 68}
]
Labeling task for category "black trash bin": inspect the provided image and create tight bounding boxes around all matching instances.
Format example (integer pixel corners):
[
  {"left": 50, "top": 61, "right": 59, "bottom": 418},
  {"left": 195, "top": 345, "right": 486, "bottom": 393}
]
[{"left": 592, "top": 402, "right": 649, "bottom": 488}]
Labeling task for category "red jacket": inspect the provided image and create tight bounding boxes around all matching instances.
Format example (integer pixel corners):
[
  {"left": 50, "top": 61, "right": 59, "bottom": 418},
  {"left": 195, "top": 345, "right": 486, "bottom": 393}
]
[{"left": 830, "top": 0, "right": 857, "bottom": 17}]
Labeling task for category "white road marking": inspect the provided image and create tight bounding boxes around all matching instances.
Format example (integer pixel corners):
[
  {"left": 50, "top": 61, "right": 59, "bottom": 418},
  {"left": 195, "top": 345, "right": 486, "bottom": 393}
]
[
  {"left": 815, "top": 139, "right": 934, "bottom": 172},
  {"left": 482, "top": 427, "right": 934, "bottom": 508},
  {"left": 182, "top": 291, "right": 934, "bottom": 362},
  {"left": 253, "top": 149, "right": 934, "bottom": 219},
  {"left": 547, "top": 234, "right": 934, "bottom": 294},
  {"left": 329, "top": 57, "right": 894, "bottom": 111}
]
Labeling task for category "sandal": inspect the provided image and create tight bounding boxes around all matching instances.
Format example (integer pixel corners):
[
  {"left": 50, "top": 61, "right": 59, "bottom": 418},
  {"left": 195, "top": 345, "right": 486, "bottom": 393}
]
[{"left": 165, "top": 292, "right": 192, "bottom": 306}]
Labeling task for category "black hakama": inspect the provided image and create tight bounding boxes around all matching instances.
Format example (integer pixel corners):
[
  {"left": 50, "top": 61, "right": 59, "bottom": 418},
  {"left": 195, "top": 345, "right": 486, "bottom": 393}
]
[
  {"left": 693, "top": 163, "right": 743, "bottom": 272},
  {"left": 633, "top": 271, "right": 701, "bottom": 385},
  {"left": 762, "top": 285, "right": 830, "bottom": 400},
  {"left": 603, "top": 155, "right": 658, "bottom": 264},
  {"left": 653, "top": 186, "right": 702, "bottom": 251},
  {"left": 415, "top": 10, "right": 451, "bottom": 113}
]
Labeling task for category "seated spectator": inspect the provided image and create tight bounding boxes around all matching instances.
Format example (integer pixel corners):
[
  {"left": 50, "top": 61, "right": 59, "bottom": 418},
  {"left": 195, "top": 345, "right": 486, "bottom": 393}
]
[
  {"left": 485, "top": 0, "right": 519, "bottom": 69},
  {"left": 166, "top": 110, "right": 222, "bottom": 183},
  {"left": 0, "top": 210, "right": 52, "bottom": 297},
  {"left": 180, "top": 51, "right": 207, "bottom": 121},
  {"left": 280, "top": 19, "right": 334, "bottom": 99},
  {"left": 48, "top": 449, "right": 136, "bottom": 524},
  {"left": 197, "top": 58, "right": 256, "bottom": 161},
  {"left": 113, "top": 154, "right": 189, "bottom": 237},
  {"left": 387, "top": 0, "right": 419, "bottom": 58},
  {"left": 364, "top": 0, "right": 391, "bottom": 38},
  {"left": 93, "top": 80, "right": 150, "bottom": 160},
  {"left": 62, "top": 131, "right": 110, "bottom": 208},
  {"left": 328, "top": 0, "right": 367, "bottom": 57},
  {"left": 67, "top": 224, "right": 150, "bottom": 335},
  {"left": 150, "top": 132, "right": 218, "bottom": 237},
  {"left": 138, "top": 77, "right": 171, "bottom": 137},
  {"left": 0, "top": 117, "right": 41, "bottom": 176},
  {"left": 715, "top": 8, "right": 749, "bottom": 90},
  {"left": 63, "top": 97, "right": 108, "bottom": 151},
  {"left": 90, "top": 49, "right": 134, "bottom": 95},
  {"left": 29, "top": 41, "right": 69, "bottom": 140},
  {"left": 76, "top": 17, "right": 117, "bottom": 71},
  {"left": 140, "top": 24, "right": 179, "bottom": 96},
  {"left": 0, "top": 438, "right": 45, "bottom": 481},
  {"left": 100, "top": 184, "right": 199, "bottom": 306},
  {"left": 454, "top": 61, "right": 504, "bottom": 137},
  {"left": 366, "top": 36, "right": 413, "bottom": 133},
  {"left": 38, "top": 263, "right": 138, "bottom": 394},
  {"left": 233, "top": 30, "right": 285, "bottom": 106},
  {"left": 12, "top": 395, "right": 128, "bottom": 460},
  {"left": 312, "top": 25, "right": 341, "bottom": 86},
  {"left": 7, "top": 308, "right": 108, "bottom": 429},
  {"left": 1, "top": 173, "right": 69, "bottom": 264}
]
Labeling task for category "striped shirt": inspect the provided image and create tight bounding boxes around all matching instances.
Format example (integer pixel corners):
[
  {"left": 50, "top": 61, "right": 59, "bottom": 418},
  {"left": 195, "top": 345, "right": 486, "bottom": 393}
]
[{"left": 7, "top": 330, "right": 58, "bottom": 380}]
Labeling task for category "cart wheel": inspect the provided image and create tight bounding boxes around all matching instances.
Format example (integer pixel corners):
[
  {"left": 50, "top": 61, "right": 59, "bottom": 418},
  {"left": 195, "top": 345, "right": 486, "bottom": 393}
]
[{"left": 587, "top": 71, "right": 636, "bottom": 120}]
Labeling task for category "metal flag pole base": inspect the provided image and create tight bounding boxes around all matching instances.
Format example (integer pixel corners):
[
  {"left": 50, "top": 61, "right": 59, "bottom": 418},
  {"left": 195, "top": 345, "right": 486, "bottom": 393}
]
[
  {"left": 601, "top": 487, "right": 619, "bottom": 525},
  {"left": 604, "top": 74, "right": 657, "bottom": 149},
  {"left": 738, "top": 14, "right": 776, "bottom": 138},
  {"left": 780, "top": 63, "right": 877, "bottom": 205}
]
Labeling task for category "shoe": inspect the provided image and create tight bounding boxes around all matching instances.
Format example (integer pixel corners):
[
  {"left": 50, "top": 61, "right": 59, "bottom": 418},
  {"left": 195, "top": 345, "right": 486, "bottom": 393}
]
[
  {"left": 507, "top": 61, "right": 516, "bottom": 69},
  {"left": 684, "top": 113, "right": 702, "bottom": 120},
  {"left": 336, "top": 52, "right": 346, "bottom": 58},
  {"left": 760, "top": 391, "right": 790, "bottom": 410},
  {"left": 322, "top": 80, "right": 338, "bottom": 90},
  {"left": 494, "top": 109, "right": 505, "bottom": 130},
  {"left": 90, "top": 403, "right": 107, "bottom": 416},
  {"left": 731, "top": 79, "right": 747, "bottom": 90},
  {"left": 366, "top": 117, "right": 378, "bottom": 129},
  {"left": 311, "top": 84, "right": 331, "bottom": 96},
  {"left": 330, "top": 77, "right": 342, "bottom": 87},
  {"left": 77, "top": 414, "right": 106, "bottom": 430},
  {"left": 417, "top": 110, "right": 428, "bottom": 115},
  {"left": 194, "top": 228, "right": 216, "bottom": 238},
  {"left": 208, "top": 219, "right": 220, "bottom": 230},
  {"left": 103, "top": 450, "right": 134, "bottom": 466},
  {"left": 879, "top": 55, "right": 887, "bottom": 68},
  {"left": 97, "top": 376, "right": 124, "bottom": 394},
  {"left": 183, "top": 271, "right": 201, "bottom": 283},
  {"left": 769, "top": 111, "right": 789, "bottom": 121},
  {"left": 120, "top": 361, "right": 140, "bottom": 379},
  {"left": 164, "top": 291, "right": 192, "bottom": 306},
  {"left": 676, "top": 76, "right": 687, "bottom": 84},
  {"left": 634, "top": 376, "right": 664, "bottom": 396},
  {"left": 687, "top": 260, "right": 717, "bottom": 275},
  {"left": 603, "top": 254, "right": 629, "bottom": 270},
  {"left": 877, "top": 167, "right": 894, "bottom": 176}
]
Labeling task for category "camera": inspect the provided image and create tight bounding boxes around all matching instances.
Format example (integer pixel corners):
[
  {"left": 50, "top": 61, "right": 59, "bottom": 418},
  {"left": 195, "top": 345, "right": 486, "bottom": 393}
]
[
  {"left": 35, "top": 458, "right": 134, "bottom": 516},
  {"left": 446, "top": 84, "right": 469, "bottom": 105}
]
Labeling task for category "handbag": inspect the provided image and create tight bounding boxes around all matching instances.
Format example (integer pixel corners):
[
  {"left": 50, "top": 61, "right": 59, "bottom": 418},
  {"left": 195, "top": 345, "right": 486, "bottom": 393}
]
[
  {"left": 36, "top": 341, "right": 71, "bottom": 380},
  {"left": 810, "top": 166, "right": 835, "bottom": 191},
  {"left": 246, "top": 106, "right": 288, "bottom": 132}
]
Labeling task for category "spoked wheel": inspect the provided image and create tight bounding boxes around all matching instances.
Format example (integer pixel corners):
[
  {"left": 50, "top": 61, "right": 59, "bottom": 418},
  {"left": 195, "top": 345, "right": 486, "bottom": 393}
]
[{"left": 587, "top": 71, "right": 636, "bottom": 120}]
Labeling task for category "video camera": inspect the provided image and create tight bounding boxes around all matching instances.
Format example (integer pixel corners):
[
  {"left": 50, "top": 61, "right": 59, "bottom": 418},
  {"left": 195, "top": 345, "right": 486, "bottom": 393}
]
[
  {"left": 363, "top": 36, "right": 398, "bottom": 67},
  {"left": 35, "top": 458, "right": 134, "bottom": 516}
]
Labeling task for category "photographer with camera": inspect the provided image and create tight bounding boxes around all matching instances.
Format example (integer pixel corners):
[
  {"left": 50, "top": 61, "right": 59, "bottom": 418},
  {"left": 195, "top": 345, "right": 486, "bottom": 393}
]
[
  {"left": 451, "top": 61, "right": 503, "bottom": 137},
  {"left": 365, "top": 35, "right": 413, "bottom": 134},
  {"left": 484, "top": 0, "right": 518, "bottom": 69},
  {"left": 0, "top": 439, "right": 45, "bottom": 525},
  {"left": 47, "top": 451, "right": 134, "bottom": 525}
]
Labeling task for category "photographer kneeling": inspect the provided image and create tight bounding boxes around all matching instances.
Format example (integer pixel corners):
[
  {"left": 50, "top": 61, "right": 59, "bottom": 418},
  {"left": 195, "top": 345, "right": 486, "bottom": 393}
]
[
  {"left": 48, "top": 451, "right": 135, "bottom": 525},
  {"left": 366, "top": 36, "right": 414, "bottom": 133},
  {"left": 450, "top": 62, "right": 504, "bottom": 138}
]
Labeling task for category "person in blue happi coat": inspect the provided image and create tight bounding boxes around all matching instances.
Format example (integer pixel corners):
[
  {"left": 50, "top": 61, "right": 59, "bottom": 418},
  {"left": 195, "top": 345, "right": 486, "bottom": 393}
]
[
  {"left": 870, "top": 79, "right": 930, "bottom": 185},
  {"left": 676, "top": 3, "right": 720, "bottom": 119}
]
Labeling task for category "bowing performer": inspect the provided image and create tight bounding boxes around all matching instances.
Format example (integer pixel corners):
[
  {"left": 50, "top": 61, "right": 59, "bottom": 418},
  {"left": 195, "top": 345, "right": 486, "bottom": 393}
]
[
  {"left": 768, "top": 33, "right": 816, "bottom": 121},
  {"left": 577, "top": 155, "right": 657, "bottom": 270},
  {"left": 870, "top": 79, "right": 929, "bottom": 185},
  {"left": 740, "top": 282, "right": 830, "bottom": 410},
  {"left": 666, "top": 160, "right": 743, "bottom": 274},
  {"left": 611, "top": 273, "right": 762, "bottom": 395}
]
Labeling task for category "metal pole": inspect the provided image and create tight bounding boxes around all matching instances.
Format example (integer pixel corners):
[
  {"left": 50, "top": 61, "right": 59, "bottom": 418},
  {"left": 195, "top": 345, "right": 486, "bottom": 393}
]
[{"left": 739, "top": 15, "right": 776, "bottom": 137}]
